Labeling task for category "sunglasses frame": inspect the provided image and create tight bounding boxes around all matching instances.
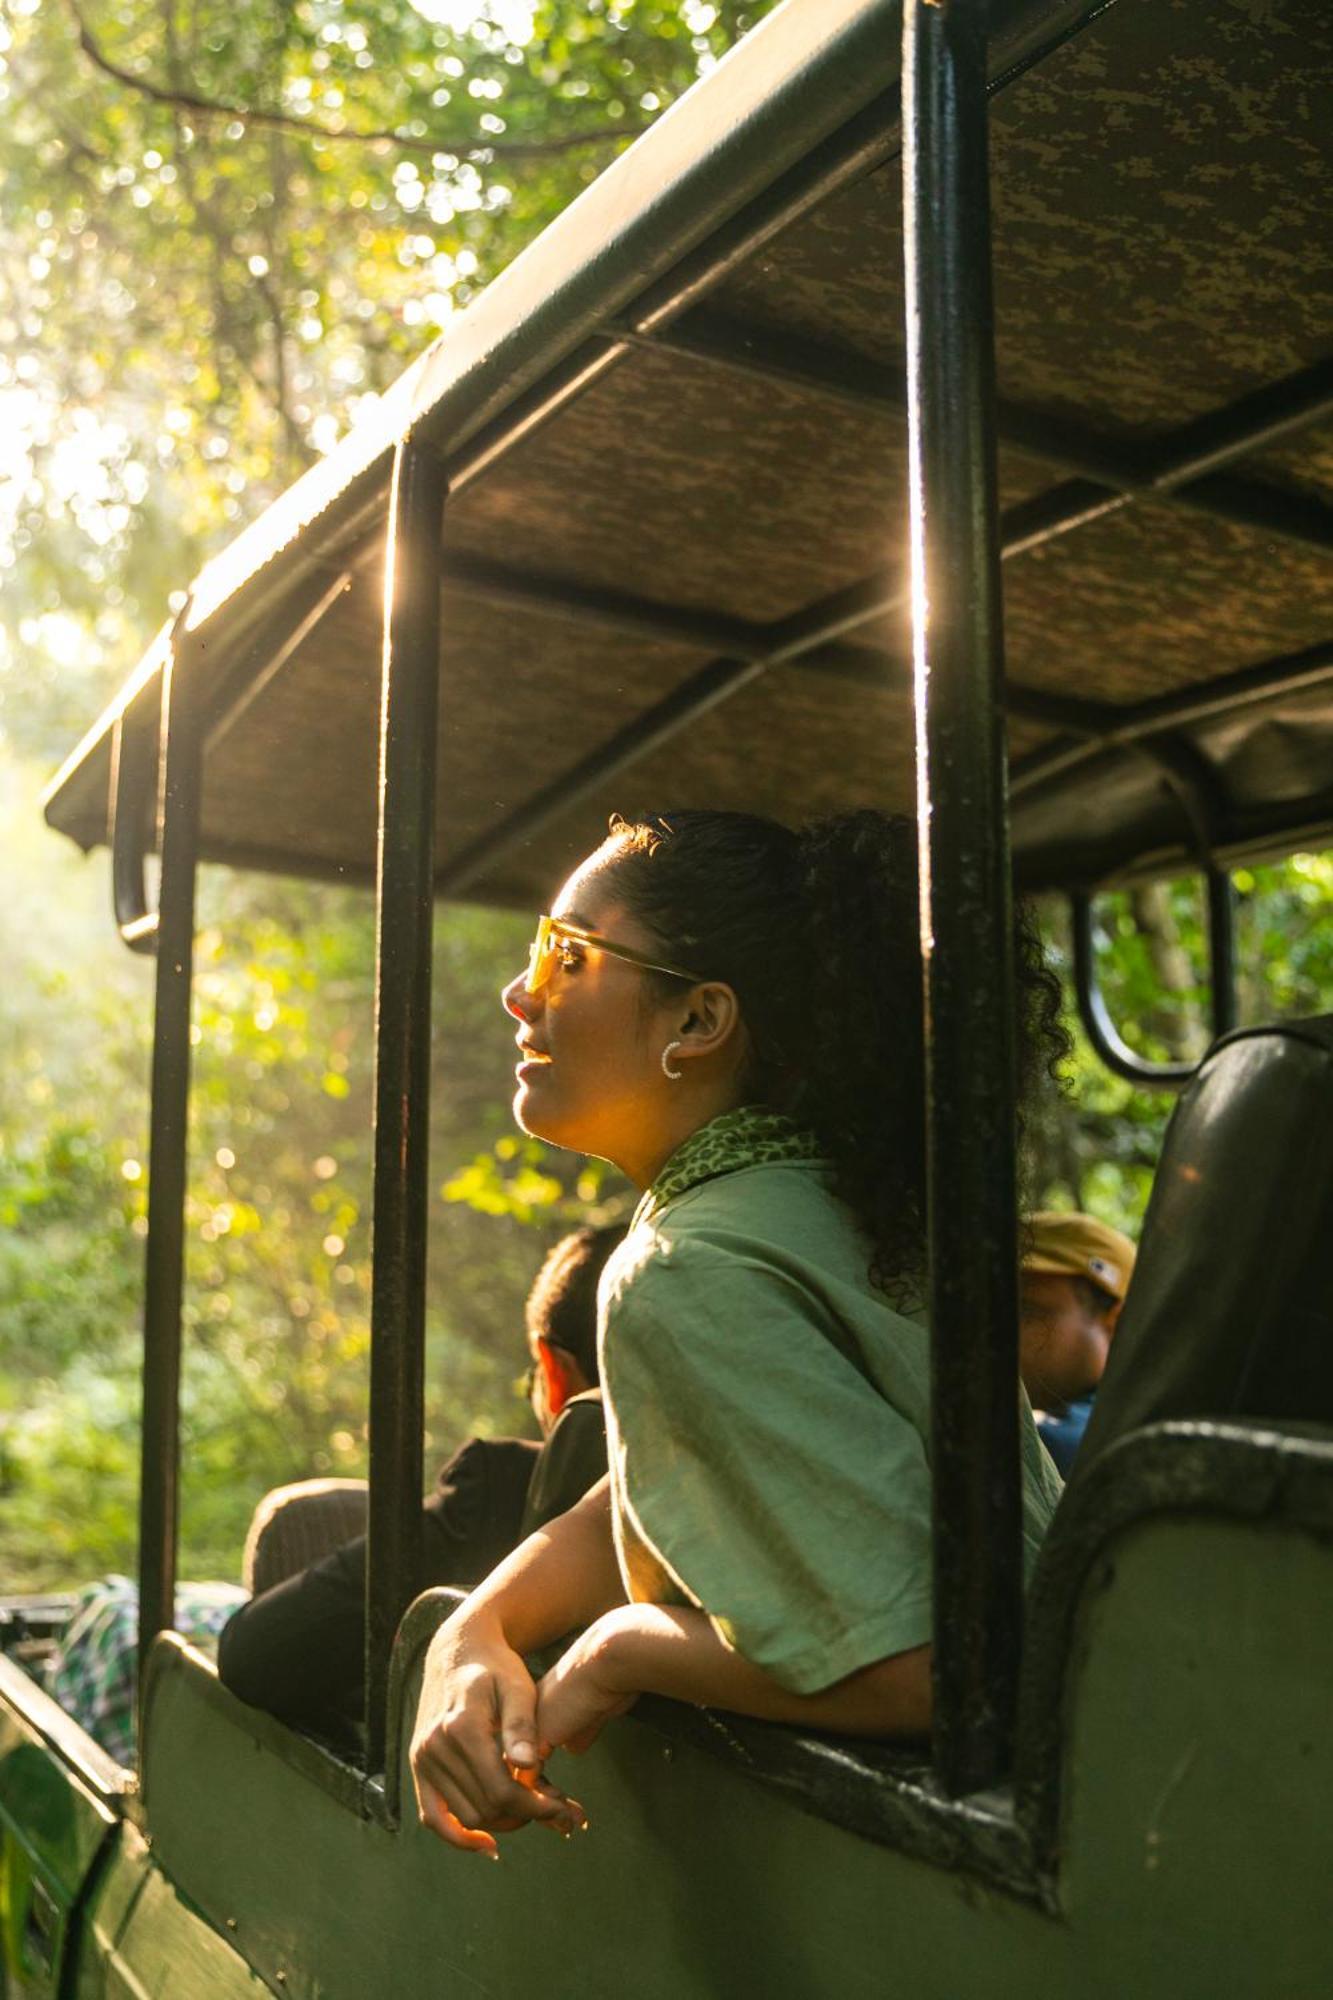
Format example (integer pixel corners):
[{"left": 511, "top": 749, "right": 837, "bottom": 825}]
[{"left": 525, "top": 914, "right": 703, "bottom": 994}]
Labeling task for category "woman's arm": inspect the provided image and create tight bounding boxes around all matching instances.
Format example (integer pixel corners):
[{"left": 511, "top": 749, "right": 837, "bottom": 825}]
[
  {"left": 410, "top": 1477, "right": 624, "bottom": 1857},
  {"left": 537, "top": 1602, "right": 931, "bottom": 1751}
]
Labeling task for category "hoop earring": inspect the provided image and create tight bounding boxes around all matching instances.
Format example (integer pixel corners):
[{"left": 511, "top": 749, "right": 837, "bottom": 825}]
[{"left": 661, "top": 1040, "right": 684, "bottom": 1082}]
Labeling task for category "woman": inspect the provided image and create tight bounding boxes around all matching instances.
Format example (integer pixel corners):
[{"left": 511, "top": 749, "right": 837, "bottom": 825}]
[{"left": 411, "top": 809, "right": 1065, "bottom": 1856}]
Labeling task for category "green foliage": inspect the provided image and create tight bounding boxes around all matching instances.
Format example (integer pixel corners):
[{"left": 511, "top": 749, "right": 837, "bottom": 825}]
[
  {"left": 0, "top": 0, "right": 779, "bottom": 763},
  {"left": 0, "top": 752, "right": 616, "bottom": 1586},
  {"left": 443, "top": 1135, "right": 626, "bottom": 1226}
]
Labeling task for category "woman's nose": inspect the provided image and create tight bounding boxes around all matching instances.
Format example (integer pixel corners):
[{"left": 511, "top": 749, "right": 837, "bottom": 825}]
[{"left": 501, "top": 970, "right": 535, "bottom": 1022}]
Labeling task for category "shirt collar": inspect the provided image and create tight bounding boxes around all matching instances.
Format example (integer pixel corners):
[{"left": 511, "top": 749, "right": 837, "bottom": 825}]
[{"left": 638, "top": 1104, "right": 825, "bottom": 1224}]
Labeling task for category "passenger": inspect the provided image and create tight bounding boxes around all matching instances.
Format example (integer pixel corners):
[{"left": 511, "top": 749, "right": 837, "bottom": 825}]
[
  {"left": 1019, "top": 1211, "right": 1136, "bottom": 1476},
  {"left": 216, "top": 1223, "right": 618, "bottom": 1746},
  {"left": 410, "top": 808, "right": 1068, "bottom": 1855}
]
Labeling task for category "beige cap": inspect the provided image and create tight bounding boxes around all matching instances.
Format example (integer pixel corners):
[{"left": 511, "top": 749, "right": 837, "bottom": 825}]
[{"left": 1022, "top": 1211, "right": 1137, "bottom": 1303}]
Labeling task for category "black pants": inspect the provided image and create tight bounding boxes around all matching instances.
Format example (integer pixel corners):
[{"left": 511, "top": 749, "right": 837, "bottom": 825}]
[{"left": 216, "top": 1436, "right": 539, "bottom": 1746}]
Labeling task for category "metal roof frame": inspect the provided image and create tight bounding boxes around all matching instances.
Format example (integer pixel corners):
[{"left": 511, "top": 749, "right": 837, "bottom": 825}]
[{"left": 44, "top": 0, "right": 1191, "bottom": 892}]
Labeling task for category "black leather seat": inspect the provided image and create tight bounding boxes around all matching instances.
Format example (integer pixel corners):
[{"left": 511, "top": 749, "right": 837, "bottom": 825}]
[{"left": 1075, "top": 1015, "right": 1333, "bottom": 1475}]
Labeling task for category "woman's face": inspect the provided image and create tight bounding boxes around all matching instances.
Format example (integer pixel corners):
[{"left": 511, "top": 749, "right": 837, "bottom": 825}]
[{"left": 501, "top": 856, "right": 690, "bottom": 1185}]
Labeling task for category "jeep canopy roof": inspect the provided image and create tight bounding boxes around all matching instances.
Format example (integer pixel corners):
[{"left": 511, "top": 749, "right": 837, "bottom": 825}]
[{"left": 42, "top": 0, "right": 1333, "bottom": 911}]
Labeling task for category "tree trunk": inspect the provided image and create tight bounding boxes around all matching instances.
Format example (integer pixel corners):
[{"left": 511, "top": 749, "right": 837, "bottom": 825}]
[{"left": 1130, "top": 882, "right": 1203, "bottom": 1061}]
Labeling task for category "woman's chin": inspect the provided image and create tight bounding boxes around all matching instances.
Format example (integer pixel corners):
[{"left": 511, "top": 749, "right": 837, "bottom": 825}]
[
  {"left": 513, "top": 1087, "right": 598, "bottom": 1162},
  {"left": 512, "top": 1083, "right": 537, "bottom": 1135},
  {"left": 512, "top": 1079, "right": 562, "bottom": 1145}
]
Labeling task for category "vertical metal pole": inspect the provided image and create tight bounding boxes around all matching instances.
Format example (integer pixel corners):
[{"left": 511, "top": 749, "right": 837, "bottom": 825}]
[
  {"left": 902, "top": 0, "right": 1023, "bottom": 1794},
  {"left": 137, "top": 639, "right": 202, "bottom": 1678},
  {"left": 365, "top": 433, "right": 447, "bottom": 1769},
  {"left": 1205, "top": 865, "right": 1238, "bottom": 1038}
]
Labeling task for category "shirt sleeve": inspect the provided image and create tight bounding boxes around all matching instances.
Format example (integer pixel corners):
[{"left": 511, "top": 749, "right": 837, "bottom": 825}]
[{"left": 602, "top": 1231, "right": 934, "bottom": 1695}]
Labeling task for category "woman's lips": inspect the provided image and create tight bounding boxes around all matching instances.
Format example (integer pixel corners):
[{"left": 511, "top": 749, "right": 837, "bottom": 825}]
[{"left": 516, "top": 1044, "right": 552, "bottom": 1078}]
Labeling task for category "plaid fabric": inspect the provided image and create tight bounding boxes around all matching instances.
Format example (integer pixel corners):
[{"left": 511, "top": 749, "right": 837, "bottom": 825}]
[{"left": 44, "top": 1575, "right": 248, "bottom": 1769}]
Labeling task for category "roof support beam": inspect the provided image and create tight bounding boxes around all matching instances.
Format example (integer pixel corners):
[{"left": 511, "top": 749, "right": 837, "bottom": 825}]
[
  {"left": 438, "top": 551, "right": 903, "bottom": 688},
  {"left": 433, "top": 562, "right": 1333, "bottom": 901},
  {"left": 1011, "top": 635, "right": 1333, "bottom": 798},
  {"left": 436, "top": 655, "right": 766, "bottom": 896},
  {"left": 624, "top": 311, "right": 1333, "bottom": 555},
  {"left": 431, "top": 326, "right": 1333, "bottom": 896}
]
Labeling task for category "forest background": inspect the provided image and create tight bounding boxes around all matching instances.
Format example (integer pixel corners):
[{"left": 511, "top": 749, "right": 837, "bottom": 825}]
[{"left": 1, "top": 0, "right": 1329, "bottom": 1590}]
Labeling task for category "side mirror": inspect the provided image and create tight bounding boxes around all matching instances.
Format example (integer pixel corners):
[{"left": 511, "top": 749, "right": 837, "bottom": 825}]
[{"left": 1070, "top": 865, "right": 1237, "bottom": 1088}]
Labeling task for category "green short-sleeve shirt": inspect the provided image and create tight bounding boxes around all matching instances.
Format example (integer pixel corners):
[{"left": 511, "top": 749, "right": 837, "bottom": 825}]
[{"left": 600, "top": 1123, "right": 1063, "bottom": 1696}]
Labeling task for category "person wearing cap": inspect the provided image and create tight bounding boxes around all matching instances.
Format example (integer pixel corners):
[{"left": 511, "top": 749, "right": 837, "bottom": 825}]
[{"left": 1020, "top": 1211, "right": 1137, "bottom": 1476}]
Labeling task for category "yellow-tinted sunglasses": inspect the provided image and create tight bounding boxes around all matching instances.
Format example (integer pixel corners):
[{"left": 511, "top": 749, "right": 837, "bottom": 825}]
[{"left": 525, "top": 914, "right": 703, "bottom": 995}]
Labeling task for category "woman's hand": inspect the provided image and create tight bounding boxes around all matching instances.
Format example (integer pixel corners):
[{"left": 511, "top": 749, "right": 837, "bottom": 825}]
[
  {"left": 408, "top": 1483, "right": 626, "bottom": 1856},
  {"left": 535, "top": 1616, "right": 639, "bottom": 1755},
  {"left": 410, "top": 1607, "right": 587, "bottom": 1858}
]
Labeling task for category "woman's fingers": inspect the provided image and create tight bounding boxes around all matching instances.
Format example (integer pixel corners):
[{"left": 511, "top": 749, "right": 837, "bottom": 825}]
[
  {"left": 497, "top": 1667, "right": 543, "bottom": 1773},
  {"left": 412, "top": 1695, "right": 585, "bottom": 1843},
  {"left": 510, "top": 1757, "right": 589, "bottom": 1833},
  {"left": 417, "top": 1741, "right": 584, "bottom": 1842},
  {"left": 408, "top": 1618, "right": 600, "bottom": 1851},
  {"left": 415, "top": 1736, "right": 586, "bottom": 1851},
  {"left": 416, "top": 1724, "right": 558, "bottom": 1830},
  {"left": 416, "top": 1781, "right": 500, "bottom": 1859}
]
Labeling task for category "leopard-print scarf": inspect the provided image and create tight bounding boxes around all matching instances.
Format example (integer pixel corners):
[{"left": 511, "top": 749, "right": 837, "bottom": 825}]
[{"left": 643, "top": 1104, "right": 825, "bottom": 1217}]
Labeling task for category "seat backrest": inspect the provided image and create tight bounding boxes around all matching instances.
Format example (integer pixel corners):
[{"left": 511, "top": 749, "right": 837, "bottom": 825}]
[
  {"left": 1075, "top": 1015, "right": 1333, "bottom": 1476},
  {"left": 242, "top": 1477, "right": 369, "bottom": 1595}
]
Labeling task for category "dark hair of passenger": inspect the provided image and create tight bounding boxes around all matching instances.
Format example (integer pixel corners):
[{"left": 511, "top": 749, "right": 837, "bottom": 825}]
[
  {"left": 596, "top": 808, "right": 1069, "bottom": 1304},
  {"left": 525, "top": 1222, "right": 624, "bottom": 1382}
]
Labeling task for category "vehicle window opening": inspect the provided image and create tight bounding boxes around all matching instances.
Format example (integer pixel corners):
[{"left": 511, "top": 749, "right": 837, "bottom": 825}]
[{"left": 1070, "top": 863, "right": 1237, "bottom": 1090}]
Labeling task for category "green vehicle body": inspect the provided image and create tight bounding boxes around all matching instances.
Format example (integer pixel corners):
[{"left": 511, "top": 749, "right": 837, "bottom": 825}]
[
  {"left": 11, "top": 0, "right": 1333, "bottom": 1991},
  {"left": 1, "top": 1428, "right": 1329, "bottom": 1996}
]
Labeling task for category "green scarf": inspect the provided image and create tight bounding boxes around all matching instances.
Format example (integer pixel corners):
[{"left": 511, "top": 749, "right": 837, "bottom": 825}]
[{"left": 641, "top": 1104, "right": 825, "bottom": 1220}]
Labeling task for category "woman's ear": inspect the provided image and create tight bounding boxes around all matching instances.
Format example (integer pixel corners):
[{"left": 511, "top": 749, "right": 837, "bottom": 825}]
[{"left": 674, "top": 981, "right": 743, "bottom": 1063}]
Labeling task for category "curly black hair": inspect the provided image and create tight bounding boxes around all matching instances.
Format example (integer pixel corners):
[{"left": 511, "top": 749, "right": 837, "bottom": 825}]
[{"left": 595, "top": 808, "right": 1068, "bottom": 1302}]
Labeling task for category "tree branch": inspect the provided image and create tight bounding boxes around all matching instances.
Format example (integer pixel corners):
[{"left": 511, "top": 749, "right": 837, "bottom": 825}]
[{"left": 64, "top": 0, "right": 647, "bottom": 163}]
